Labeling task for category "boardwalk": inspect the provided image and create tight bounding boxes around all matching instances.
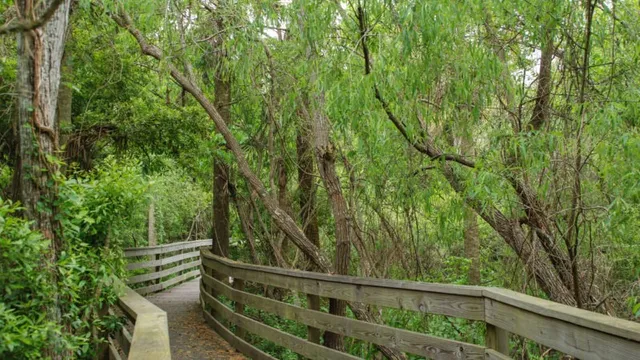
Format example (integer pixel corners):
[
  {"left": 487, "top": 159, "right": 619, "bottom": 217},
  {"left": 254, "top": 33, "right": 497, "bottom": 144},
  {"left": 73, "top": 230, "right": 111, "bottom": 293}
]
[
  {"left": 147, "top": 278, "right": 245, "bottom": 360},
  {"left": 113, "top": 241, "right": 640, "bottom": 360}
]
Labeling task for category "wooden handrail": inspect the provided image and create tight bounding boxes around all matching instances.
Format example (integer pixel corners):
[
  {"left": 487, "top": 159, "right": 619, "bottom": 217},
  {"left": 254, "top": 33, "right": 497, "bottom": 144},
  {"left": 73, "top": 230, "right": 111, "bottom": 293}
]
[
  {"left": 124, "top": 239, "right": 211, "bottom": 295},
  {"left": 109, "top": 278, "right": 171, "bottom": 360},
  {"left": 200, "top": 248, "right": 640, "bottom": 360},
  {"left": 124, "top": 239, "right": 211, "bottom": 257}
]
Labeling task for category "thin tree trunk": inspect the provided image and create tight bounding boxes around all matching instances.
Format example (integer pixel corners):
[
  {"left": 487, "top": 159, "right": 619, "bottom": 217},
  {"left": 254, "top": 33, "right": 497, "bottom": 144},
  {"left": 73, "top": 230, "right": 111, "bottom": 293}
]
[
  {"left": 13, "top": 1, "right": 71, "bottom": 358},
  {"left": 464, "top": 207, "right": 481, "bottom": 285},
  {"left": 296, "top": 127, "right": 322, "bottom": 344},
  {"left": 148, "top": 201, "right": 157, "bottom": 246},
  {"left": 529, "top": 27, "right": 554, "bottom": 131},
  {"left": 307, "top": 96, "right": 351, "bottom": 351},
  {"left": 277, "top": 157, "right": 293, "bottom": 257},
  {"left": 211, "top": 12, "right": 230, "bottom": 258},
  {"left": 231, "top": 191, "right": 260, "bottom": 265}
]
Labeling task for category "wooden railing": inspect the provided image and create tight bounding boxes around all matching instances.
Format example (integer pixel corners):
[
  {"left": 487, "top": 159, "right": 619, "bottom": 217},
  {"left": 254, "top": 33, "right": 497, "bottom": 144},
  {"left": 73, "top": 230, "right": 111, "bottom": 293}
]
[
  {"left": 200, "top": 248, "right": 640, "bottom": 360},
  {"left": 108, "top": 278, "right": 171, "bottom": 360},
  {"left": 124, "top": 239, "right": 211, "bottom": 295}
]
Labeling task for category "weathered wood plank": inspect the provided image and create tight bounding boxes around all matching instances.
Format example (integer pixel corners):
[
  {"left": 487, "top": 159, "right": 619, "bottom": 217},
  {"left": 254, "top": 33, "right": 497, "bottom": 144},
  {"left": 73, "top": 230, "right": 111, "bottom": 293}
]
[
  {"left": 115, "top": 278, "right": 166, "bottom": 321},
  {"left": 484, "top": 288, "right": 640, "bottom": 343},
  {"left": 124, "top": 239, "right": 211, "bottom": 257},
  {"left": 134, "top": 269, "right": 200, "bottom": 295},
  {"left": 232, "top": 278, "right": 247, "bottom": 340},
  {"left": 128, "top": 312, "right": 171, "bottom": 360},
  {"left": 202, "top": 273, "right": 485, "bottom": 359},
  {"left": 201, "top": 295, "right": 278, "bottom": 360},
  {"left": 108, "top": 339, "right": 122, "bottom": 360},
  {"left": 127, "top": 251, "right": 199, "bottom": 271},
  {"left": 202, "top": 255, "right": 484, "bottom": 320},
  {"left": 485, "top": 324, "right": 509, "bottom": 356},
  {"left": 484, "top": 298, "right": 640, "bottom": 360},
  {"left": 201, "top": 284, "right": 360, "bottom": 360},
  {"left": 201, "top": 249, "right": 483, "bottom": 296},
  {"left": 112, "top": 278, "right": 171, "bottom": 360},
  {"left": 485, "top": 349, "right": 513, "bottom": 360},
  {"left": 127, "top": 260, "right": 201, "bottom": 285},
  {"left": 115, "top": 327, "right": 132, "bottom": 355}
]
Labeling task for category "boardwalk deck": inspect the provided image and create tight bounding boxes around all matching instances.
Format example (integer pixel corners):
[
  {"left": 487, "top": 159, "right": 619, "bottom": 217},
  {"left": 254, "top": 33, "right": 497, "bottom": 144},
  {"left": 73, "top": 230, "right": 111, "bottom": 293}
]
[{"left": 147, "top": 278, "right": 245, "bottom": 360}]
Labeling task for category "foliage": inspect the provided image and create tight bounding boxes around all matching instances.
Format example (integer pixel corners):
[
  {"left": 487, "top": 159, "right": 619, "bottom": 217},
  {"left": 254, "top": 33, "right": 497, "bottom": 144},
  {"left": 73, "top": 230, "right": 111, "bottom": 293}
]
[{"left": 0, "top": 201, "right": 58, "bottom": 358}]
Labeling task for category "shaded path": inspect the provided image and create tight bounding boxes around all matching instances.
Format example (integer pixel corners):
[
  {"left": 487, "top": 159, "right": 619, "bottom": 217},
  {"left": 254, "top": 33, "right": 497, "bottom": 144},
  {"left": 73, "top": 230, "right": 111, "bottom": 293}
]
[{"left": 147, "top": 278, "right": 245, "bottom": 360}]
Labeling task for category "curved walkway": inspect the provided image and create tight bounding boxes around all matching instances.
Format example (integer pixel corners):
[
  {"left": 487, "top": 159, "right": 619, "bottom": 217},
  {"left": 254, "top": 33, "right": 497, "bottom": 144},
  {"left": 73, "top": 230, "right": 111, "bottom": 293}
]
[{"left": 147, "top": 278, "right": 245, "bottom": 360}]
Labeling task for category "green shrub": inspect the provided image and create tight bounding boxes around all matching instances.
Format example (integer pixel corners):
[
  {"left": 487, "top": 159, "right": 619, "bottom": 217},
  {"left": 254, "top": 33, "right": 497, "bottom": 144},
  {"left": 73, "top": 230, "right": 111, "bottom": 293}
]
[{"left": 0, "top": 201, "right": 59, "bottom": 358}]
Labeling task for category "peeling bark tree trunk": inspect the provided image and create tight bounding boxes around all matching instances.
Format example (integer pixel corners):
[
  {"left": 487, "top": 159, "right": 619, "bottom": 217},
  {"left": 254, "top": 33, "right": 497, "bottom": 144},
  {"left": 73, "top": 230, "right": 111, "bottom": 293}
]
[{"left": 13, "top": 0, "right": 71, "bottom": 358}]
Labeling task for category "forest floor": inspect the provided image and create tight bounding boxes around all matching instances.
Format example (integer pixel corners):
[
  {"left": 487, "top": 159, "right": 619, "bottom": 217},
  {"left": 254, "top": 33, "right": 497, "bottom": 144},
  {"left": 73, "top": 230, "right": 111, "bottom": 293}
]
[{"left": 147, "top": 279, "right": 245, "bottom": 360}]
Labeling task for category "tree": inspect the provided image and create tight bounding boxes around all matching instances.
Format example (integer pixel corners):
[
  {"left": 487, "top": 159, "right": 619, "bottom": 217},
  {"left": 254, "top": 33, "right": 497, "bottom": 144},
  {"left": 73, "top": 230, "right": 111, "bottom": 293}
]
[{"left": 12, "top": 0, "right": 71, "bottom": 357}]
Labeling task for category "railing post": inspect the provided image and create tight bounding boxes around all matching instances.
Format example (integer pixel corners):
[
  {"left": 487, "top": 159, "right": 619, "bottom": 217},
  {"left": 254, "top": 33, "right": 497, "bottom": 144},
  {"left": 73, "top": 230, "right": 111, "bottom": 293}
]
[
  {"left": 233, "top": 279, "right": 246, "bottom": 340},
  {"left": 486, "top": 323, "right": 509, "bottom": 356},
  {"left": 306, "top": 294, "right": 321, "bottom": 344},
  {"left": 155, "top": 252, "right": 162, "bottom": 286}
]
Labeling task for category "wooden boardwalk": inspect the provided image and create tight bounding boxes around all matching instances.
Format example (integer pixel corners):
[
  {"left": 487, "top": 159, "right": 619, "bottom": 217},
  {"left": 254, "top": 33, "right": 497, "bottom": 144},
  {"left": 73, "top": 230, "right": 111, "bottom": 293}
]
[
  {"left": 114, "top": 241, "right": 640, "bottom": 360},
  {"left": 147, "top": 278, "right": 245, "bottom": 360}
]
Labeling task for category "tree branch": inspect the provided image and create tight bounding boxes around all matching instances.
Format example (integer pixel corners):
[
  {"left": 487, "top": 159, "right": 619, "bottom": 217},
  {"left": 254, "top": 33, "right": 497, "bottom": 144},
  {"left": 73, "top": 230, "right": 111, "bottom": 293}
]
[{"left": 0, "top": 0, "right": 66, "bottom": 35}]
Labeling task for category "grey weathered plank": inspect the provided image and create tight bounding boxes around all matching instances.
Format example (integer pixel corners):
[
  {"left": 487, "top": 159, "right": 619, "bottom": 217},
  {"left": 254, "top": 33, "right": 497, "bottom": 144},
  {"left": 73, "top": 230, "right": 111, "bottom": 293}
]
[
  {"left": 127, "top": 260, "right": 201, "bottom": 285},
  {"left": 112, "top": 278, "right": 171, "bottom": 360},
  {"left": 108, "top": 339, "right": 122, "bottom": 360},
  {"left": 485, "top": 349, "right": 513, "bottom": 360},
  {"left": 124, "top": 239, "right": 211, "bottom": 257},
  {"left": 115, "top": 327, "right": 132, "bottom": 355},
  {"left": 202, "top": 255, "right": 484, "bottom": 320},
  {"left": 134, "top": 269, "right": 200, "bottom": 295},
  {"left": 127, "top": 251, "right": 199, "bottom": 271},
  {"left": 484, "top": 297, "right": 640, "bottom": 360},
  {"left": 485, "top": 323, "right": 509, "bottom": 357},
  {"left": 128, "top": 312, "right": 171, "bottom": 360},
  {"left": 115, "top": 278, "right": 166, "bottom": 321},
  {"left": 202, "top": 272, "right": 485, "bottom": 359},
  {"left": 484, "top": 288, "right": 640, "bottom": 343},
  {"left": 201, "top": 284, "right": 360, "bottom": 360},
  {"left": 201, "top": 249, "right": 483, "bottom": 296}
]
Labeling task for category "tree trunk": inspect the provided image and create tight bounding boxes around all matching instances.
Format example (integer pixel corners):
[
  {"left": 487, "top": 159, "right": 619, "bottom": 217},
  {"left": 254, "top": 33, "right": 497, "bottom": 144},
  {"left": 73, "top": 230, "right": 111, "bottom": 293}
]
[
  {"left": 296, "top": 127, "right": 322, "bottom": 343},
  {"left": 13, "top": 0, "right": 71, "bottom": 358},
  {"left": 309, "top": 96, "right": 351, "bottom": 351},
  {"left": 529, "top": 27, "right": 554, "bottom": 131},
  {"left": 463, "top": 207, "right": 481, "bottom": 285},
  {"left": 212, "top": 158, "right": 230, "bottom": 257},
  {"left": 231, "top": 191, "right": 260, "bottom": 265},
  {"left": 276, "top": 157, "right": 293, "bottom": 257},
  {"left": 148, "top": 201, "right": 157, "bottom": 246},
  {"left": 56, "top": 44, "right": 72, "bottom": 138},
  {"left": 211, "top": 13, "right": 230, "bottom": 258}
]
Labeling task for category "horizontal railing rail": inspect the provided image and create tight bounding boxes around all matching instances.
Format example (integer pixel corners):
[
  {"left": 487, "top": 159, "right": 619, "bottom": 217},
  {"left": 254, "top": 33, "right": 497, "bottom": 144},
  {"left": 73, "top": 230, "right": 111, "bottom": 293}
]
[
  {"left": 200, "top": 248, "right": 640, "bottom": 360},
  {"left": 108, "top": 278, "right": 171, "bottom": 360},
  {"left": 124, "top": 239, "right": 210, "bottom": 295}
]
